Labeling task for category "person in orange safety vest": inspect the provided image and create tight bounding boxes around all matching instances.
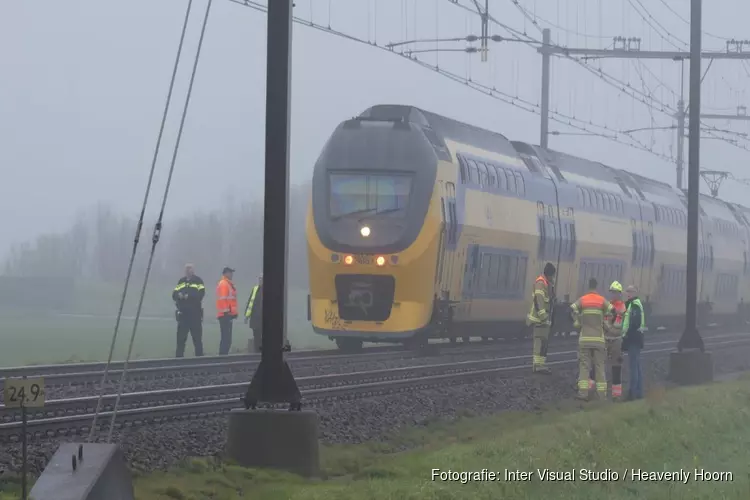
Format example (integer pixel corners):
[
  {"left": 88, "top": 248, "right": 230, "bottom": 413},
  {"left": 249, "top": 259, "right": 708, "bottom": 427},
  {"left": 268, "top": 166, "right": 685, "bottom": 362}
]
[{"left": 216, "top": 266, "right": 238, "bottom": 355}]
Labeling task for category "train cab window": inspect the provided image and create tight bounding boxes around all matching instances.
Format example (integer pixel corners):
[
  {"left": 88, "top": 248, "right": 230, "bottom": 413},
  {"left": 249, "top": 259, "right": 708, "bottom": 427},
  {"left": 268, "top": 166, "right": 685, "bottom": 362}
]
[{"left": 329, "top": 172, "right": 412, "bottom": 219}]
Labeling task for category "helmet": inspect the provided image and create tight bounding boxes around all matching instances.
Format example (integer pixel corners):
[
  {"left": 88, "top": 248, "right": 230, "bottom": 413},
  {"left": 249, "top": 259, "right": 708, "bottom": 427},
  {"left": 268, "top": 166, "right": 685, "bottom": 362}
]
[{"left": 609, "top": 281, "right": 623, "bottom": 292}]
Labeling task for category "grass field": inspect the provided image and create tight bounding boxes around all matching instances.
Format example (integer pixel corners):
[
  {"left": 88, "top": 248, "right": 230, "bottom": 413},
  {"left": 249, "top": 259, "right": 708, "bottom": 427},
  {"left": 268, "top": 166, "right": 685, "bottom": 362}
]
[
  {"left": 5, "top": 377, "right": 744, "bottom": 500},
  {"left": 0, "top": 283, "right": 331, "bottom": 366}
]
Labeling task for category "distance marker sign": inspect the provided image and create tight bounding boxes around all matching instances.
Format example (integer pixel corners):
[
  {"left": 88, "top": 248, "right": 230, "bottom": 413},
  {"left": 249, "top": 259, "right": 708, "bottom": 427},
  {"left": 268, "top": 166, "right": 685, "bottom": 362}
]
[{"left": 3, "top": 377, "right": 46, "bottom": 408}]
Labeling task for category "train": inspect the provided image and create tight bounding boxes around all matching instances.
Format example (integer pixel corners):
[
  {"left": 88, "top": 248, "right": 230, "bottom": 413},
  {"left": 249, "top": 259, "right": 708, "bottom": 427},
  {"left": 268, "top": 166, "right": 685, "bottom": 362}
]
[{"left": 305, "top": 104, "right": 750, "bottom": 351}]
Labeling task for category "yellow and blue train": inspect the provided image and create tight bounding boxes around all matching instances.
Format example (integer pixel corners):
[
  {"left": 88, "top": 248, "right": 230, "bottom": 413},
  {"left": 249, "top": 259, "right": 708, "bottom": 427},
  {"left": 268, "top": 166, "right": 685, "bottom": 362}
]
[{"left": 306, "top": 104, "right": 750, "bottom": 351}]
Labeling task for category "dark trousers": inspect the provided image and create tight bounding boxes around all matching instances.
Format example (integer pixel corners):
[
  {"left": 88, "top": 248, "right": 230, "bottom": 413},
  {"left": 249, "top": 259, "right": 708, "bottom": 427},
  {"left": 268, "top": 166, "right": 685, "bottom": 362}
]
[
  {"left": 219, "top": 315, "right": 234, "bottom": 355},
  {"left": 176, "top": 313, "right": 203, "bottom": 357},
  {"left": 627, "top": 345, "right": 644, "bottom": 399}
]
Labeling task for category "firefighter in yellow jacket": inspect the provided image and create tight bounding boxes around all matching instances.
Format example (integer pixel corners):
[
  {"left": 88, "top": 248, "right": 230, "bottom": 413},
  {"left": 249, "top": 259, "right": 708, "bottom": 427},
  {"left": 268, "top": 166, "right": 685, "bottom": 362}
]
[
  {"left": 571, "top": 277, "right": 613, "bottom": 400},
  {"left": 526, "top": 262, "right": 556, "bottom": 373},
  {"left": 587, "top": 280, "right": 627, "bottom": 398}
]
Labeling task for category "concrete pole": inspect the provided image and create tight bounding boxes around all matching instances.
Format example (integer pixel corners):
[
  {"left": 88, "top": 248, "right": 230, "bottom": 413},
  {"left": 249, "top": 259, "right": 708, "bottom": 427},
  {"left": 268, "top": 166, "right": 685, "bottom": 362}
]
[{"left": 680, "top": 0, "right": 705, "bottom": 352}]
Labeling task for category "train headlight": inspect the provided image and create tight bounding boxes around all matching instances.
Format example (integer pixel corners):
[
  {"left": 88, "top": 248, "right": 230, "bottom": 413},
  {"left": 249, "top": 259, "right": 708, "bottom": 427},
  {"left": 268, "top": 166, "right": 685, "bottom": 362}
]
[
  {"left": 376, "top": 256, "right": 386, "bottom": 266},
  {"left": 360, "top": 226, "right": 371, "bottom": 237},
  {"left": 344, "top": 255, "right": 354, "bottom": 265}
]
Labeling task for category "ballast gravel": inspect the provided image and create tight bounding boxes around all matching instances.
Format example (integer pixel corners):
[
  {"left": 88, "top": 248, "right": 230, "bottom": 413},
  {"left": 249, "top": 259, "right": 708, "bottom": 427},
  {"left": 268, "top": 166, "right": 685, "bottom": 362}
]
[{"left": 1, "top": 341, "right": 748, "bottom": 478}]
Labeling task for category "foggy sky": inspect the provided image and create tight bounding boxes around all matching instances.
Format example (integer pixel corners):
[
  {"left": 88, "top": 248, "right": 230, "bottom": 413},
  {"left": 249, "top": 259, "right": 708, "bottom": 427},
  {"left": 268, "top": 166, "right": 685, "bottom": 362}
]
[{"left": 2, "top": 0, "right": 750, "bottom": 260}]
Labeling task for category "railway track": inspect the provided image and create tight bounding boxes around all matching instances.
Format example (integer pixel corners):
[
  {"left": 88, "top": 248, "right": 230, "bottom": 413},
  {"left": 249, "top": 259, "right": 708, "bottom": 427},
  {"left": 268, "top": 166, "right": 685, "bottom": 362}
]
[
  {"left": 0, "top": 327, "right": 712, "bottom": 388},
  {"left": 1, "top": 332, "right": 747, "bottom": 441},
  {"left": 0, "top": 341, "right": 518, "bottom": 388}
]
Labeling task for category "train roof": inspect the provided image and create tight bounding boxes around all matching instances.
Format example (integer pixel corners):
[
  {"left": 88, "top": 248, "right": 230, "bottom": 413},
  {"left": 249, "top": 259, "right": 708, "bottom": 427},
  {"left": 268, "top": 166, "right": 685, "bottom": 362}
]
[
  {"left": 358, "top": 104, "right": 522, "bottom": 159},
  {"left": 357, "top": 104, "right": 750, "bottom": 221}
]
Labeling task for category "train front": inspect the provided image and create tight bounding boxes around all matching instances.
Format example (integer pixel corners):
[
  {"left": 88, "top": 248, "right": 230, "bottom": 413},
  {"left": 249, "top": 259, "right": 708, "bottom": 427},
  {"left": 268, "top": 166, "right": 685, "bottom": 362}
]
[{"left": 306, "top": 105, "right": 441, "bottom": 351}]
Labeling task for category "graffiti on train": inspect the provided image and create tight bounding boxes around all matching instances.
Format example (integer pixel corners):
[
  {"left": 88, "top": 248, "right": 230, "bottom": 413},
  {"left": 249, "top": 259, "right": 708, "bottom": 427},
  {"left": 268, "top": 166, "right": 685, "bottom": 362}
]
[{"left": 324, "top": 308, "right": 347, "bottom": 330}]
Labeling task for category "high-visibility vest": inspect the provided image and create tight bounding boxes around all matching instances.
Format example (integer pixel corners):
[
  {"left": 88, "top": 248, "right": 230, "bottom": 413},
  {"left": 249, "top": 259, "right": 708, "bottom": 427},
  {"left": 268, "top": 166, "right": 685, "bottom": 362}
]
[
  {"left": 526, "top": 275, "right": 551, "bottom": 326},
  {"left": 571, "top": 292, "right": 612, "bottom": 346},
  {"left": 245, "top": 285, "right": 259, "bottom": 318},
  {"left": 216, "top": 277, "right": 238, "bottom": 318},
  {"left": 621, "top": 297, "right": 646, "bottom": 335}
]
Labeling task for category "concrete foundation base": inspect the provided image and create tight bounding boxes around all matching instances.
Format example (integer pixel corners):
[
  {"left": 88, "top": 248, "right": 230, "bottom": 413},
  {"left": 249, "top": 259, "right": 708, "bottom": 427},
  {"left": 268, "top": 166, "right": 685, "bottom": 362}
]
[
  {"left": 30, "top": 443, "right": 134, "bottom": 500},
  {"left": 668, "top": 350, "right": 714, "bottom": 385},
  {"left": 225, "top": 409, "right": 319, "bottom": 477}
]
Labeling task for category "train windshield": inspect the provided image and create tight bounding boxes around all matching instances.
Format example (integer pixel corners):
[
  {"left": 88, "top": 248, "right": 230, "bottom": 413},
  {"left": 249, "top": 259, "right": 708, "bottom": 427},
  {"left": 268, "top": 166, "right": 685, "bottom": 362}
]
[{"left": 329, "top": 172, "right": 412, "bottom": 220}]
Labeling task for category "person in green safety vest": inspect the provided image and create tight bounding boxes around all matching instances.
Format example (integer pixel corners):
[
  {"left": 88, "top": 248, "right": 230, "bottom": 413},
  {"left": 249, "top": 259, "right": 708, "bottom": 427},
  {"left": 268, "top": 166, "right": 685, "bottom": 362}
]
[
  {"left": 244, "top": 274, "right": 263, "bottom": 353},
  {"left": 621, "top": 285, "right": 646, "bottom": 400}
]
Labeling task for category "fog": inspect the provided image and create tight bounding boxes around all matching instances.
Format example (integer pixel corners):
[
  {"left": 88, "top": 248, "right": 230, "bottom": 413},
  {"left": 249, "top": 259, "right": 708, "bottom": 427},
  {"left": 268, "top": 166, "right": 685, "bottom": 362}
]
[{"left": 2, "top": 0, "right": 750, "bottom": 315}]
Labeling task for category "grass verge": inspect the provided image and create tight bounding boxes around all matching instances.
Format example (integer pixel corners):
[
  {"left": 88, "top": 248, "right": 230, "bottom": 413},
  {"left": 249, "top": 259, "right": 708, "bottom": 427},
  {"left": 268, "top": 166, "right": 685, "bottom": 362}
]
[
  {"left": 6, "top": 377, "right": 750, "bottom": 499},
  {"left": 0, "top": 285, "right": 328, "bottom": 366}
]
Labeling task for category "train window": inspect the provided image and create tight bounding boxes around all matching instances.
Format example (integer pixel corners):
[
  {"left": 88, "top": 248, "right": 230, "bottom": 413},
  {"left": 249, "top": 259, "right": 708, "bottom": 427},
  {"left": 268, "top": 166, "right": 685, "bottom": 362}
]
[
  {"left": 632, "top": 231, "right": 638, "bottom": 265},
  {"left": 517, "top": 257, "right": 528, "bottom": 290},
  {"left": 479, "top": 253, "right": 490, "bottom": 292},
  {"left": 487, "top": 164, "right": 497, "bottom": 187},
  {"left": 505, "top": 169, "right": 516, "bottom": 193},
  {"left": 594, "top": 191, "right": 603, "bottom": 211},
  {"left": 458, "top": 157, "right": 467, "bottom": 183},
  {"left": 584, "top": 189, "right": 592, "bottom": 207},
  {"left": 515, "top": 172, "right": 526, "bottom": 196},
  {"left": 489, "top": 254, "right": 500, "bottom": 289},
  {"left": 440, "top": 197, "right": 446, "bottom": 223},
  {"left": 475, "top": 162, "right": 488, "bottom": 187},
  {"left": 497, "top": 167, "right": 507, "bottom": 190},
  {"left": 498, "top": 255, "right": 510, "bottom": 290},
  {"left": 467, "top": 159, "right": 479, "bottom": 184},
  {"left": 577, "top": 188, "right": 584, "bottom": 206},
  {"left": 507, "top": 257, "right": 518, "bottom": 292}
]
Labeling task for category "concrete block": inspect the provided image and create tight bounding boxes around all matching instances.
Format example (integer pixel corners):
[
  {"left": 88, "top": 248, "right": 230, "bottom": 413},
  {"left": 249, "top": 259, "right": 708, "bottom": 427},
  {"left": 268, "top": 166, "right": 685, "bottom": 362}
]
[
  {"left": 668, "top": 350, "right": 714, "bottom": 385},
  {"left": 30, "top": 443, "right": 133, "bottom": 500},
  {"left": 225, "top": 409, "right": 319, "bottom": 477}
]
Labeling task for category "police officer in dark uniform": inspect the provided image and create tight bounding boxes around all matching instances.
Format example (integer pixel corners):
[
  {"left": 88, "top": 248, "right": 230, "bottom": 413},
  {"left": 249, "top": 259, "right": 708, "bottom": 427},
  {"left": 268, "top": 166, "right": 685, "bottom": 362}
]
[{"left": 172, "top": 263, "right": 206, "bottom": 357}]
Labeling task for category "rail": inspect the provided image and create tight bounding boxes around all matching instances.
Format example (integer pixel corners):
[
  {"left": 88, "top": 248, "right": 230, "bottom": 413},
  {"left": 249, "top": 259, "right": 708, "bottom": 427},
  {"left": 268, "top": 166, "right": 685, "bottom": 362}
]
[{"left": 0, "top": 334, "right": 747, "bottom": 440}]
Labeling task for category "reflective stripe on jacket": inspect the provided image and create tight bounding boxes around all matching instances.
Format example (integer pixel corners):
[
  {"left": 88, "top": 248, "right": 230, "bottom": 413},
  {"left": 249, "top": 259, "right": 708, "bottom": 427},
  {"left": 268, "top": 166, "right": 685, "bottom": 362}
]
[
  {"left": 526, "top": 275, "right": 551, "bottom": 326},
  {"left": 216, "top": 277, "right": 238, "bottom": 318},
  {"left": 571, "top": 292, "right": 613, "bottom": 347},
  {"left": 622, "top": 297, "right": 646, "bottom": 336},
  {"left": 245, "top": 285, "right": 259, "bottom": 318}
]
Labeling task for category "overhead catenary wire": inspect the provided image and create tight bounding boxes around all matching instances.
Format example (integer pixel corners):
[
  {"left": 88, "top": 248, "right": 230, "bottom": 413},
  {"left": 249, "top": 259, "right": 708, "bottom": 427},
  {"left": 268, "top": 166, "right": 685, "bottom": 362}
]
[
  {"left": 86, "top": 0, "right": 197, "bottom": 443},
  {"left": 105, "top": 0, "right": 215, "bottom": 443},
  {"left": 235, "top": 0, "right": 676, "bottom": 161}
]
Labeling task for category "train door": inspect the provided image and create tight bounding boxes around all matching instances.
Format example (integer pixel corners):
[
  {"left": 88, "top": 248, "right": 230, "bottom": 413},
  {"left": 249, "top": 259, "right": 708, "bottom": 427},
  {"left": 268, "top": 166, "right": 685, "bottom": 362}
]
[
  {"left": 439, "top": 181, "right": 459, "bottom": 299},
  {"left": 641, "top": 215, "right": 656, "bottom": 299},
  {"left": 629, "top": 217, "right": 644, "bottom": 291}
]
